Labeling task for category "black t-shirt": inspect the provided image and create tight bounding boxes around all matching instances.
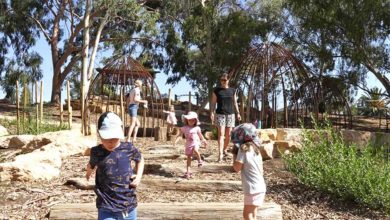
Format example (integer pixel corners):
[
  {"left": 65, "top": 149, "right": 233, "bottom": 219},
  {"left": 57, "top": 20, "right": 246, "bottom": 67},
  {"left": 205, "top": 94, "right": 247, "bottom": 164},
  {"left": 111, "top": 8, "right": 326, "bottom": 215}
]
[{"left": 213, "top": 87, "right": 236, "bottom": 114}]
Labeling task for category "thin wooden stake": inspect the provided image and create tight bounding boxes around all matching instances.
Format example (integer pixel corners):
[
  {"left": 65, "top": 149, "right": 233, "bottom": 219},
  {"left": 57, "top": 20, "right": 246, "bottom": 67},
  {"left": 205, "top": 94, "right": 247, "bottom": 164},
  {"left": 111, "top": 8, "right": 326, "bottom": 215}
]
[
  {"left": 188, "top": 91, "right": 192, "bottom": 112},
  {"left": 16, "top": 81, "right": 20, "bottom": 135},
  {"left": 40, "top": 81, "right": 43, "bottom": 123},
  {"left": 35, "top": 81, "right": 39, "bottom": 132},
  {"left": 60, "top": 99, "right": 64, "bottom": 126},
  {"left": 67, "top": 81, "right": 72, "bottom": 128},
  {"left": 168, "top": 88, "right": 171, "bottom": 107},
  {"left": 23, "top": 82, "right": 27, "bottom": 132}
]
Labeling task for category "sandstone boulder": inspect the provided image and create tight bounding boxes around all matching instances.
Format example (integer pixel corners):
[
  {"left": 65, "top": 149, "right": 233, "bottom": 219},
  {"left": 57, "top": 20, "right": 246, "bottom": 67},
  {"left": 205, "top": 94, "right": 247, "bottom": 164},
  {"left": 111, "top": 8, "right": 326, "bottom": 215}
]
[
  {"left": 0, "top": 125, "right": 8, "bottom": 137},
  {"left": 8, "top": 135, "right": 35, "bottom": 149}
]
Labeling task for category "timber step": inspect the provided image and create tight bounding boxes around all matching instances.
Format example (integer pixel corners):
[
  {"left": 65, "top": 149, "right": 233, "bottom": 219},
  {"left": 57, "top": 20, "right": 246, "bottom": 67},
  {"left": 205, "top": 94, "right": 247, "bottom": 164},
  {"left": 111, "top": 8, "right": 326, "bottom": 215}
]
[
  {"left": 65, "top": 178, "right": 242, "bottom": 192},
  {"left": 49, "top": 202, "right": 282, "bottom": 220}
]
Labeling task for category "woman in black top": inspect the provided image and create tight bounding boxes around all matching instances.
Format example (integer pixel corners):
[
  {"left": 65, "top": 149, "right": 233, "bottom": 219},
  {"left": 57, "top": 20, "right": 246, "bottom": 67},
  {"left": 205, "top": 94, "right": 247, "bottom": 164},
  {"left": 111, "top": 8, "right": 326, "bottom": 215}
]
[{"left": 210, "top": 73, "right": 241, "bottom": 162}]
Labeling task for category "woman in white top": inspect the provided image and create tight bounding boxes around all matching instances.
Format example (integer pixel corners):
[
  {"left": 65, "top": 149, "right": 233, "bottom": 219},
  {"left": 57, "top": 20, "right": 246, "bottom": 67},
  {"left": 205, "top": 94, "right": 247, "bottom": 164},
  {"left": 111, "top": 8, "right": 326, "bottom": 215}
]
[{"left": 126, "top": 79, "right": 148, "bottom": 142}]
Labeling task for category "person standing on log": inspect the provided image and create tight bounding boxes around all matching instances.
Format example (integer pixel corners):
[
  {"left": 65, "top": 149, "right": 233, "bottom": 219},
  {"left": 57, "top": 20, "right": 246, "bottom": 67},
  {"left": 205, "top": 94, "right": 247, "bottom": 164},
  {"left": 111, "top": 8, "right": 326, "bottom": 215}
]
[
  {"left": 126, "top": 79, "right": 148, "bottom": 143},
  {"left": 86, "top": 112, "right": 144, "bottom": 220},
  {"left": 231, "top": 123, "right": 266, "bottom": 220},
  {"left": 210, "top": 73, "right": 241, "bottom": 162}
]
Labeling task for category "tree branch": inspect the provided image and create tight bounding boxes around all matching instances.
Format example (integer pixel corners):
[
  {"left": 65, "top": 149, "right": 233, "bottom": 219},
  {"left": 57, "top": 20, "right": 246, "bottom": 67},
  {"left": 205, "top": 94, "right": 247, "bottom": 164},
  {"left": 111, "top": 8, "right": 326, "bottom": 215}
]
[{"left": 28, "top": 16, "right": 51, "bottom": 42}]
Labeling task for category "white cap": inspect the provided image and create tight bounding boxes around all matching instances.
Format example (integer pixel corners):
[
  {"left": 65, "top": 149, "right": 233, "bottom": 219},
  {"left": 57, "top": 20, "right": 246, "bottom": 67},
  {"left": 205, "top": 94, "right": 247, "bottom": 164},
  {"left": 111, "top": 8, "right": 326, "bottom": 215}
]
[{"left": 97, "top": 112, "right": 124, "bottom": 139}]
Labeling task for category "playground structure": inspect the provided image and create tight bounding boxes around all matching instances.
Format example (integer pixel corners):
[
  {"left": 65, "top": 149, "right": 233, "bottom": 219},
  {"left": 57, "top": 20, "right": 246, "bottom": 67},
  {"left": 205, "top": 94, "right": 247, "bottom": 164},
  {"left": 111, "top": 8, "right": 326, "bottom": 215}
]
[
  {"left": 86, "top": 56, "right": 166, "bottom": 137},
  {"left": 229, "top": 42, "right": 353, "bottom": 129}
]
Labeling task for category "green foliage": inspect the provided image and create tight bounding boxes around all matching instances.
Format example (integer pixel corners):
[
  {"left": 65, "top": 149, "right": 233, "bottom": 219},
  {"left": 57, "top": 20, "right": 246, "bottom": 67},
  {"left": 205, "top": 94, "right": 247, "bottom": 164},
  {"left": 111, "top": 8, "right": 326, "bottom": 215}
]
[
  {"left": 0, "top": 117, "right": 69, "bottom": 135},
  {"left": 155, "top": 1, "right": 272, "bottom": 100},
  {"left": 284, "top": 0, "right": 390, "bottom": 97},
  {"left": 283, "top": 118, "right": 390, "bottom": 213},
  {"left": 357, "top": 87, "right": 388, "bottom": 116}
]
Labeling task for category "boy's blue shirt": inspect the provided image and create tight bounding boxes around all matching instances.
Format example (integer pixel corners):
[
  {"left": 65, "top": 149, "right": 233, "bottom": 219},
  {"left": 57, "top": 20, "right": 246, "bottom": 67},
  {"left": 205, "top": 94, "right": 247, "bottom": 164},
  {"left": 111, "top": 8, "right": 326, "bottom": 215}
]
[{"left": 89, "top": 142, "right": 142, "bottom": 213}]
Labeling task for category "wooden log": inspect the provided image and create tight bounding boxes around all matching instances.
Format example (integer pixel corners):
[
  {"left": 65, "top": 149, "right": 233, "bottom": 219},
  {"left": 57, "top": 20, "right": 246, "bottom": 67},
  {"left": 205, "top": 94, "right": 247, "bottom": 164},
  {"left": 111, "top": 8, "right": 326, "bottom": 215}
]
[
  {"left": 64, "top": 178, "right": 241, "bottom": 192},
  {"left": 158, "top": 164, "right": 233, "bottom": 174},
  {"left": 143, "top": 154, "right": 182, "bottom": 160},
  {"left": 50, "top": 202, "right": 282, "bottom": 220},
  {"left": 153, "top": 126, "right": 167, "bottom": 141}
]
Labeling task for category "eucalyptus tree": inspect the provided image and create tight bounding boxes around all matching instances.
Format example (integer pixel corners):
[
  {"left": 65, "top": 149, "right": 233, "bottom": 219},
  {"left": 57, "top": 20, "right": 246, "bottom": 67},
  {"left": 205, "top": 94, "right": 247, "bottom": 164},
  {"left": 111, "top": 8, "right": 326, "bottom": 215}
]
[
  {"left": 153, "top": 0, "right": 270, "bottom": 105},
  {"left": 0, "top": 1, "right": 43, "bottom": 100},
  {"left": 283, "top": 0, "right": 390, "bottom": 99},
  {"left": 7, "top": 0, "right": 158, "bottom": 104},
  {"left": 0, "top": 52, "right": 42, "bottom": 103}
]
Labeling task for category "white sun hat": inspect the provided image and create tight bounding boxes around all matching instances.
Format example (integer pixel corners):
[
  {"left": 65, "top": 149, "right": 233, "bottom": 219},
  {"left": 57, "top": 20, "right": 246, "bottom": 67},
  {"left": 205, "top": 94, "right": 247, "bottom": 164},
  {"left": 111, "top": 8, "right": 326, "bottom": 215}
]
[
  {"left": 181, "top": 111, "right": 200, "bottom": 125},
  {"left": 97, "top": 112, "right": 125, "bottom": 139}
]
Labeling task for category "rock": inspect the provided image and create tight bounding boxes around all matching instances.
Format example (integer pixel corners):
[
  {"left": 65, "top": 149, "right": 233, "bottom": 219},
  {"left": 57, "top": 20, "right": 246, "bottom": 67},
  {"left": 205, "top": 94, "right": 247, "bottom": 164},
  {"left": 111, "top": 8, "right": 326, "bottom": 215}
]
[
  {"left": 259, "top": 129, "right": 277, "bottom": 142},
  {"left": 204, "top": 131, "right": 216, "bottom": 140},
  {"left": 0, "top": 125, "right": 8, "bottom": 137},
  {"left": 8, "top": 135, "right": 35, "bottom": 149},
  {"left": 260, "top": 142, "right": 274, "bottom": 160},
  {"left": 276, "top": 128, "right": 303, "bottom": 143},
  {"left": 21, "top": 138, "right": 52, "bottom": 153},
  {"left": 0, "top": 129, "right": 96, "bottom": 182},
  {"left": 0, "top": 150, "right": 62, "bottom": 181}
]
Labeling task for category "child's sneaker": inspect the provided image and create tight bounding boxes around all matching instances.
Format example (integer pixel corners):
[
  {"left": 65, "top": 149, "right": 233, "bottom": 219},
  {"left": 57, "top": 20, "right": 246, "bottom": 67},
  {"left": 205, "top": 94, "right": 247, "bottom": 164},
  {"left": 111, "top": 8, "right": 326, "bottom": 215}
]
[{"left": 198, "top": 160, "right": 204, "bottom": 167}]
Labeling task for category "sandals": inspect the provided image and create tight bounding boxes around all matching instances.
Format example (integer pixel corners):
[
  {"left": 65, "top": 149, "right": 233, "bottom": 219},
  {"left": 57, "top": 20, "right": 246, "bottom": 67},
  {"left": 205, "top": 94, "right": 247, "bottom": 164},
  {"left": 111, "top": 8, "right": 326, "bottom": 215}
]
[
  {"left": 182, "top": 172, "right": 192, "bottom": 179},
  {"left": 198, "top": 160, "right": 204, "bottom": 167}
]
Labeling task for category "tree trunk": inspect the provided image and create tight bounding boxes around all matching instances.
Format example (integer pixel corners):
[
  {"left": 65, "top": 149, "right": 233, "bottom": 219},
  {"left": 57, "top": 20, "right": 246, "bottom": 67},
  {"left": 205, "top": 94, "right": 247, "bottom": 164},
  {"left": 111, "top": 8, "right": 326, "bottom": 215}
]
[{"left": 365, "top": 62, "right": 390, "bottom": 98}]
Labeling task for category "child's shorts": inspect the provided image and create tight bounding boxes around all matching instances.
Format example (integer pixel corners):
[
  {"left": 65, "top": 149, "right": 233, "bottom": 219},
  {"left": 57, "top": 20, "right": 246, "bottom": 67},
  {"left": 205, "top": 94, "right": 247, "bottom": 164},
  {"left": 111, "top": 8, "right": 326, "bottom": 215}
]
[
  {"left": 215, "top": 114, "right": 235, "bottom": 127},
  {"left": 244, "top": 192, "right": 265, "bottom": 206},
  {"left": 128, "top": 104, "right": 139, "bottom": 117},
  {"left": 185, "top": 145, "right": 200, "bottom": 156}
]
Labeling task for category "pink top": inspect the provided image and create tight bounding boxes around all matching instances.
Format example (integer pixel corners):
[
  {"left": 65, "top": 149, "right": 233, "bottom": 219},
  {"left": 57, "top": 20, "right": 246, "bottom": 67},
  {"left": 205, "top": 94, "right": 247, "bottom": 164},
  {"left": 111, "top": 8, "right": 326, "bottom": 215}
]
[
  {"left": 166, "top": 112, "right": 177, "bottom": 125},
  {"left": 181, "top": 126, "right": 202, "bottom": 148}
]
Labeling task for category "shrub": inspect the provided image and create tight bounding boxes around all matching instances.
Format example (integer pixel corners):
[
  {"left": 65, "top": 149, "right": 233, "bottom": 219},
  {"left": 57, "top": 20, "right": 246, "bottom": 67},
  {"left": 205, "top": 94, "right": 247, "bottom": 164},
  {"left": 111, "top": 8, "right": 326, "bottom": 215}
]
[
  {"left": 283, "top": 117, "right": 390, "bottom": 213},
  {"left": 0, "top": 117, "right": 69, "bottom": 135}
]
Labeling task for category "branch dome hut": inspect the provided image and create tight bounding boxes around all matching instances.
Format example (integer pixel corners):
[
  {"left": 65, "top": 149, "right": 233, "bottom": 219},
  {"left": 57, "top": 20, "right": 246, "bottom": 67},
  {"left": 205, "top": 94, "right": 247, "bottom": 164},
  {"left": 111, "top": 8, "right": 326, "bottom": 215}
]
[
  {"left": 229, "top": 42, "right": 352, "bottom": 129},
  {"left": 87, "top": 56, "right": 165, "bottom": 136}
]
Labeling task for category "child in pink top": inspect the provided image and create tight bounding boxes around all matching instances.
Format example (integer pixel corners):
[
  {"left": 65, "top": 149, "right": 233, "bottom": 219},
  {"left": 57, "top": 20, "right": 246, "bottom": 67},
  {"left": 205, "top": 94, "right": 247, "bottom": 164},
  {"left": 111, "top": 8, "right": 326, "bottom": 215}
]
[
  {"left": 163, "top": 105, "right": 177, "bottom": 133},
  {"left": 174, "top": 111, "right": 208, "bottom": 178}
]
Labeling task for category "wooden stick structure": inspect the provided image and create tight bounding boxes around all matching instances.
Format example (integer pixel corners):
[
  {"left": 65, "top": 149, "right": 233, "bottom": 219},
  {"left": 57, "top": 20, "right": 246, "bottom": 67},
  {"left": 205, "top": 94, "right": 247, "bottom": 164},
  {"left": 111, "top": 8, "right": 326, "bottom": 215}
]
[
  {"left": 35, "top": 81, "right": 39, "bottom": 131},
  {"left": 16, "top": 81, "right": 20, "bottom": 135},
  {"left": 67, "top": 81, "right": 72, "bottom": 128},
  {"left": 40, "top": 81, "right": 43, "bottom": 123}
]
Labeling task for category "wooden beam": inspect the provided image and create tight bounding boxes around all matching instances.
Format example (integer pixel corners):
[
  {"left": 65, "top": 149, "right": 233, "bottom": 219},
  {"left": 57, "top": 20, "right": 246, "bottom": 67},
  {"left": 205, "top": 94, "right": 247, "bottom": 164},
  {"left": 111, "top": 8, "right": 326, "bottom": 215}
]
[
  {"left": 50, "top": 202, "right": 282, "bottom": 220},
  {"left": 65, "top": 178, "right": 241, "bottom": 192}
]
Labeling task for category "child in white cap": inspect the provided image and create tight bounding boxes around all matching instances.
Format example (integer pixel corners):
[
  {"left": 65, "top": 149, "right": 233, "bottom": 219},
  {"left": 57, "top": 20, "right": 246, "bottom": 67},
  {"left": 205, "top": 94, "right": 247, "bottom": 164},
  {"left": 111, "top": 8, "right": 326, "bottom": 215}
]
[
  {"left": 174, "top": 111, "right": 208, "bottom": 178},
  {"left": 86, "top": 112, "right": 144, "bottom": 220}
]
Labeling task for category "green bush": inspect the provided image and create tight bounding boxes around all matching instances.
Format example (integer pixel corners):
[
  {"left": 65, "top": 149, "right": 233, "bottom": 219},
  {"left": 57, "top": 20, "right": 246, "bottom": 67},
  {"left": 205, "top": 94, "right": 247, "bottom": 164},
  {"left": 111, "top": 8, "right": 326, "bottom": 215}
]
[
  {"left": 283, "top": 117, "right": 390, "bottom": 214},
  {"left": 0, "top": 117, "right": 69, "bottom": 135}
]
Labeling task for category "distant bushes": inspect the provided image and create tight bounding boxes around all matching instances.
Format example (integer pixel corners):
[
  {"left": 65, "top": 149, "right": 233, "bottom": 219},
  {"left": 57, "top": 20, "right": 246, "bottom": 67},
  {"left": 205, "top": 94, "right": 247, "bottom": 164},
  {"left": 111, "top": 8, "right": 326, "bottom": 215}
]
[
  {"left": 0, "top": 116, "right": 69, "bottom": 135},
  {"left": 283, "top": 118, "right": 390, "bottom": 214}
]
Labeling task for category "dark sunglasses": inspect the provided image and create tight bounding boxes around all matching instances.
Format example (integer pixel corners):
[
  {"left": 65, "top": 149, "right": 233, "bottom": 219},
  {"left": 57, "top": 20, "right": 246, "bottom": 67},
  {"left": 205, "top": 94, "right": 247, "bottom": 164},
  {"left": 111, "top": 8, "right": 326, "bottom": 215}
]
[{"left": 220, "top": 78, "right": 228, "bottom": 82}]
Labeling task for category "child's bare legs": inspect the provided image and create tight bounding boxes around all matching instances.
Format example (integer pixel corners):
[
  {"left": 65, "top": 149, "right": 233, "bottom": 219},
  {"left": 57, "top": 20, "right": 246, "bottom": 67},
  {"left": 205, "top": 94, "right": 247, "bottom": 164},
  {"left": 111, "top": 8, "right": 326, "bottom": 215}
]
[
  {"left": 243, "top": 205, "right": 258, "bottom": 220},
  {"left": 186, "top": 155, "right": 192, "bottom": 174},
  {"left": 193, "top": 148, "right": 201, "bottom": 162},
  {"left": 167, "top": 123, "right": 173, "bottom": 133}
]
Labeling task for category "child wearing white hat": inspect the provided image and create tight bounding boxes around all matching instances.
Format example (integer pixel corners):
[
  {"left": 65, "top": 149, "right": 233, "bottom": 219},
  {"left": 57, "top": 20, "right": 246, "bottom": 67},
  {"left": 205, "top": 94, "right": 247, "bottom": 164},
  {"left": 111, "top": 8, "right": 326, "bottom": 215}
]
[
  {"left": 86, "top": 112, "right": 144, "bottom": 220},
  {"left": 174, "top": 111, "right": 208, "bottom": 178}
]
